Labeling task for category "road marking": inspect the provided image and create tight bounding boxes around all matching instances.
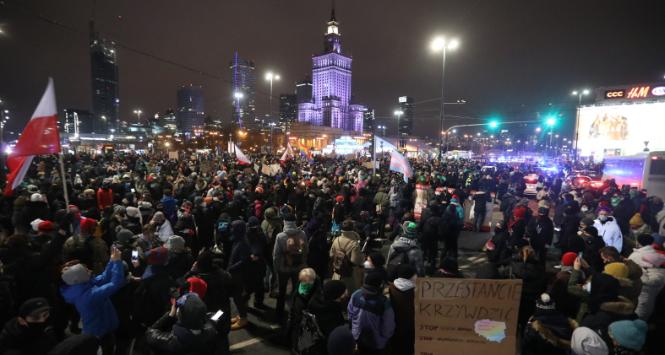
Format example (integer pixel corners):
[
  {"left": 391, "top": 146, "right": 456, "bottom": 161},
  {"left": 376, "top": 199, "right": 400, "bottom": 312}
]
[{"left": 230, "top": 337, "right": 263, "bottom": 350}]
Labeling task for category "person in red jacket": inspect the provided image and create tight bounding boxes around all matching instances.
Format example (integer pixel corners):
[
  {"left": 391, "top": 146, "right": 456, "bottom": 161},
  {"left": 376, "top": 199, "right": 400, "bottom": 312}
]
[{"left": 97, "top": 180, "right": 114, "bottom": 211}]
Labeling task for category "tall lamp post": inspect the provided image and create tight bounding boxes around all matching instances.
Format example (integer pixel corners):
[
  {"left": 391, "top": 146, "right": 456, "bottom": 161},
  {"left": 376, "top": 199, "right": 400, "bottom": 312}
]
[
  {"left": 265, "top": 71, "right": 280, "bottom": 125},
  {"left": 571, "top": 89, "right": 590, "bottom": 162},
  {"left": 133, "top": 109, "right": 143, "bottom": 124},
  {"left": 394, "top": 110, "right": 403, "bottom": 149},
  {"left": 430, "top": 35, "right": 460, "bottom": 159}
]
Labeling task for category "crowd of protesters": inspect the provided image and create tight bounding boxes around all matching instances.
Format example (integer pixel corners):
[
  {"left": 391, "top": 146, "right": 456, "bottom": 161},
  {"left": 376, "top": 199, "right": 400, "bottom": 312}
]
[{"left": 0, "top": 150, "right": 663, "bottom": 355}]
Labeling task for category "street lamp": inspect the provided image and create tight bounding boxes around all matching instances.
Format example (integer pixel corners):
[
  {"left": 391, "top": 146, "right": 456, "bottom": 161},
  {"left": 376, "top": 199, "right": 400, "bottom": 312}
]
[
  {"left": 430, "top": 35, "right": 460, "bottom": 158},
  {"left": 133, "top": 109, "right": 142, "bottom": 124},
  {"left": 265, "top": 71, "right": 280, "bottom": 125},
  {"left": 571, "top": 88, "right": 591, "bottom": 162}
]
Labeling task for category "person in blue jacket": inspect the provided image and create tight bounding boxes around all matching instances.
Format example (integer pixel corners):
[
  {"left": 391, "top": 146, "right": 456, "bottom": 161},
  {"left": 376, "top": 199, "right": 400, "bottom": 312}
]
[{"left": 60, "top": 246, "right": 126, "bottom": 355}]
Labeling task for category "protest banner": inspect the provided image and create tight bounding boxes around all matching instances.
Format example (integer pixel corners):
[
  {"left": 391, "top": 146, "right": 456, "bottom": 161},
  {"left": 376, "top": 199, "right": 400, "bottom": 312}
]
[{"left": 415, "top": 278, "right": 522, "bottom": 355}]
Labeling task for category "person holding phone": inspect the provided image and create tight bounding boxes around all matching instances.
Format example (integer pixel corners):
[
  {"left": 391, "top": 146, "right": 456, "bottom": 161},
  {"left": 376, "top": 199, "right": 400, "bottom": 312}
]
[{"left": 145, "top": 293, "right": 218, "bottom": 354}]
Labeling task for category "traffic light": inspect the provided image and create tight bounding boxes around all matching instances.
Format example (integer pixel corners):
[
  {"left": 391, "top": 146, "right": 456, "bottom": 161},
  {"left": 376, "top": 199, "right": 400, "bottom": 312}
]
[{"left": 488, "top": 119, "right": 500, "bottom": 129}]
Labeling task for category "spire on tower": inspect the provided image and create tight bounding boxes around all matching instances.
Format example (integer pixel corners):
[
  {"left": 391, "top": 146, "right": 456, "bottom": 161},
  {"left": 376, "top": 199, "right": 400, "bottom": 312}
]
[{"left": 330, "top": 0, "right": 336, "bottom": 22}]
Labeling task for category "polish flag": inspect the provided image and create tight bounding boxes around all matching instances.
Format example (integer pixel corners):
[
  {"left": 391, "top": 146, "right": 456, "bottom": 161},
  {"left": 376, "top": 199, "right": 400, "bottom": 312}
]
[
  {"left": 279, "top": 143, "right": 295, "bottom": 163},
  {"left": 4, "top": 79, "right": 61, "bottom": 195},
  {"left": 234, "top": 144, "right": 251, "bottom": 165}
]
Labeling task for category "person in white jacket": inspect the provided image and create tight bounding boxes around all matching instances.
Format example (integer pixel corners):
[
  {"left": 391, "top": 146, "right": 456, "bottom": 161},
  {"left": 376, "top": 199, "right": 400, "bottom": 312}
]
[
  {"left": 594, "top": 207, "right": 623, "bottom": 253},
  {"left": 628, "top": 234, "right": 665, "bottom": 320},
  {"left": 151, "top": 211, "right": 174, "bottom": 243}
]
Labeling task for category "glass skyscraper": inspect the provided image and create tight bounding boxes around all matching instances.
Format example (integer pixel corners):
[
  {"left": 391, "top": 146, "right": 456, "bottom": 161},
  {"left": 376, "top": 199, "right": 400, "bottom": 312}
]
[
  {"left": 89, "top": 21, "right": 119, "bottom": 133},
  {"left": 176, "top": 84, "right": 205, "bottom": 135},
  {"left": 297, "top": 4, "right": 365, "bottom": 132},
  {"left": 229, "top": 52, "right": 256, "bottom": 128}
]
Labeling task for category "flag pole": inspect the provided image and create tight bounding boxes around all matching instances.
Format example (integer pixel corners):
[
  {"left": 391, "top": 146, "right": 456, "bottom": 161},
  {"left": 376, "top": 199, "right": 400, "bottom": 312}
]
[
  {"left": 372, "top": 134, "right": 376, "bottom": 175},
  {"left": 58, "top": 153, "right": 69, "bottom": 207}
]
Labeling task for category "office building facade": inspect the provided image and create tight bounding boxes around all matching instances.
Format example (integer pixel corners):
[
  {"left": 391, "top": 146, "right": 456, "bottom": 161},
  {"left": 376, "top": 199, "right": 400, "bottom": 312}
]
[
  {"left": 176, "top": 85, "right": 205, "bottom": 135},
  {"left": 89, "top": 21, "right": 119, "bottom": 133},
  {"left": 229, "top": 52, "right": 256, "bottom": 128}
]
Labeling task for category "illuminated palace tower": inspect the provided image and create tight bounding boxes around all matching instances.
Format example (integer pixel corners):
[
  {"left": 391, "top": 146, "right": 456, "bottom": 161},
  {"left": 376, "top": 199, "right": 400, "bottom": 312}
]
[{"left": 298, "top": 3, "right": 365, "bottom": 132}]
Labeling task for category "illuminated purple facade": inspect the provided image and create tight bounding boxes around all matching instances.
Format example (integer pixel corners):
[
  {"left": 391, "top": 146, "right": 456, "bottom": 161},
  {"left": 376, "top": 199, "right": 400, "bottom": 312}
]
[{"left": 297, "top": 4, "right": 365, "bottom": 132}]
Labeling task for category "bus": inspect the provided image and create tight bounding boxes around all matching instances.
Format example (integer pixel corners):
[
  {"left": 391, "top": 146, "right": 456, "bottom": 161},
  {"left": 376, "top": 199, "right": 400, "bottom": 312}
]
[{"left": 602, "top": 151, "right": 665, "bottom": 196}]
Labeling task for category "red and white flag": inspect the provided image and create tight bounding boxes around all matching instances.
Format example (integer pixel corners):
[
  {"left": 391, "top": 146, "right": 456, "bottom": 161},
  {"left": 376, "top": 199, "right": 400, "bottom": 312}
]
[
  {"left": 234, "top": 144, "right": 251, "bottom": 165},
  {"left": 279, "top": 143, "right": 295, "bottom": 163},
  {"left": 4, "top": 78, "right": 61, "bottom": 195}
]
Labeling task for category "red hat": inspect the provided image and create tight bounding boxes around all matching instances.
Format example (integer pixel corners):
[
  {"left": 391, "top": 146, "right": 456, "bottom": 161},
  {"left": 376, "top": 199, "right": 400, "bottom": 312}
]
[
  {"left": 146, "top": 247, "right": 169, "bottom": 266},
  {"left": 38, "top": 220, "right": 54, "bottom": 233},
  {"left": 187, "top": 276, "right": 208, "bottom": 299},
  {"left": 513, "top": 206, "right": 527, "bottom": 219},
  {"left": 561, "top": 252, "right": 578, "bottom": 267},
  {"left": 335, "top": 195, "right": 345, "bottom": 203},
  {"left": 79, "top": 218, "right": 98, "bottom": 235}
]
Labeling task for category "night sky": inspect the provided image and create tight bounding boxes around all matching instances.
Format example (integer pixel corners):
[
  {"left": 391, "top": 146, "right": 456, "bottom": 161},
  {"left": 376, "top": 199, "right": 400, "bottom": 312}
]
[{"left": 1, "top": 0, "right": 664, "bottom": 139}]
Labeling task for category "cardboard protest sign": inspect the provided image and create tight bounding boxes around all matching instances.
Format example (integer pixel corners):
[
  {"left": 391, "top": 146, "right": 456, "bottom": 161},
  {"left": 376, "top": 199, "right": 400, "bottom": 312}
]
[{"left": 415, "top": 278, "right": 522, "bottom": 355}]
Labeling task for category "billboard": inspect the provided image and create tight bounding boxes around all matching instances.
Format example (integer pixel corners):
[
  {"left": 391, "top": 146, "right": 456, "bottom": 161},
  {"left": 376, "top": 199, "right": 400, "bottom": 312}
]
[{"left": 577, "top": 101, "right": 665, "bottom": 159}]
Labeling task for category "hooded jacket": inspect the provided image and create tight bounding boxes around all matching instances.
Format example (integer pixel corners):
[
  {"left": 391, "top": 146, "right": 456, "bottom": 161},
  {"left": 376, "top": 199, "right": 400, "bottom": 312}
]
[
  {"left": 347, "top": 285, "right": 395, "bottom": 350},
  {"left": 329, "top": 230, "right": 364, "bottom": 291},
  {"left": 628, "top": 245, "right": 665, "bottom": 320},
  {"left": 0, "top": 317, "right": 58, "bottom": 354},
  {"left": 594, "top": 217, "right": 623, "bottom": 253},
  {"left": 145, "top": 313, "right": 218, "bottom": 355},
  {"left": 60, "top": 260, "right": 126, "bottom": 338},
  {"left": 521, "top": 311, "right": 578, "bottom": 355},
  {"left": 386, "top": 237, "right": 425, "bottom": 277},
  {"left": 273, "top": 221, "right": 308, "bottom": 273}
]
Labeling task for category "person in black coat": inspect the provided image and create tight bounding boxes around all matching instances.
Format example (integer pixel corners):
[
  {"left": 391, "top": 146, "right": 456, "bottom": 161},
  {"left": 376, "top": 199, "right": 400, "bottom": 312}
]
[
  {"left": 308, "top": 280, "right": 347, "bottom": 354},
  {"left": 511, "top": 244, "right": 547, "bottom": 331},
  {"left": 440, "top": 204, "right": 462, "bottom": 260},
  {"left": 580, "top": 226, "right": 606, "bottom": 273},
  {"left": 133, "top": 247, "right": 177, "bottom": 328},
  {"left": 363, "top": 252, "right": 388, "bottom": 287},
  {"left": 527, "top": 207, "right": 554, "bottom": 265},
  {"left": 228, "top": 220, "right": 251, "bottom": 330},
  {"left": 0, "top": 297, "right": 58, "bottom": 354},
  {"left": 246, "top": 216, "right": 268, "bottom": 309},
  {"left": 419, "top": 203, "right": 441, "bottom": 271},
  {"left": 145, "top": 293, "right": 218, "bottom": 355},
  {"left": 521, "top": 293, "right": 577, "bottom": 355},
  {"left": 288, "top": 268, "right": 322, "bottom": 353}
]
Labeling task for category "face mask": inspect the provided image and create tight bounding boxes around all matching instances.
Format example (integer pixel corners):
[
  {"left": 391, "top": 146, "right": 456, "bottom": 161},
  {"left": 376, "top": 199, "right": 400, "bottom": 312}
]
[
  {"left": 26, "top": 321, "right": 49, "bottom": 334},
  {"left": 363, "top": 260, "right": 373, "bottom": 269},
  {"left": 298, "top": 282, "right": 314, "bottom": 296},
  {"left": 577, "top": 230, "right": 583, "bottom": 236},
  {"left": 598, "top": 215, "right": 608, "bottom": 222},
  {"left": 583, "top": 282, "right": 591, "bottom": 293},
  {"left": 581, "top": 206, "right": 589, "bottom": 213},
  {"left": 611, "top": 197, "right": 621, "bottom": 207}
]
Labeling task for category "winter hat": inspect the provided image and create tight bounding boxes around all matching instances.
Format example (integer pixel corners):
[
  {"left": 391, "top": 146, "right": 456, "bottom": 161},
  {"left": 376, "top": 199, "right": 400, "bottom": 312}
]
[
  {"left": 30, "top": 218, "right": 45, "bottom": 232},
  {"left": 571, "top": 327, "right": 608, "bottom": 355},
  {"left": 18, "top": 297, "right": 50, "bottom": 318},
  {"left": 146, "top": 247, "right": 169, "bottom": 266},
  {"left": 368, "top": 252, "right": 385, "bottom": 267},
  {"left": 629, "top": 213, "right": 645, "bottom": 228},
  {"left": 79, "top": 218, "right": 98, "bottom": 236},
  {"left": 513, "top": 206, "right": 527, "bottom": 219},
  {"left": 397, "top": 263, "right": 417, "bottom": 279},
  {"left": 231, "top": 220, "right": 247, "bottom": 238},
  {"left": 608, "top": 319, "right": 648, "bottom": 351},
  {"left": 604, "top": 262, "right": 629, "bottom": 279},
  {"left": 597, "top": 206, "right": 612, "bottom": 214},
  {"left": 637, "top": 233, "right": 654, "bottom": 247},
  {"left": 402, "top": 221, "right": 418, "bottom": 238},
  {"left": 126, "top": 206, "right": 141, "bottom": 219},
  {"left": 535, "top": 293, "right": 556, "bottom": 310},
  {"left": 335, "top": 195, "right": 344, "bottom": 203},
  {"left": 561, "top": 252, "right": 578, "bottom": 267},
  {"left": 323, "top": 280, "right": 347, "bottom": 301},
  {"left": 37, "top": 220, "right": 54, "bottom": 233},
  {"left": 30, "top": 193, "right": 44, "bottom": 202},
  {"left": 364, "top": 271, "right": 383, "bottom": 288},
  {"left": 165, "top": 235, "right": 186, "bottom": 252},
  {"left": 186, "top": 277, "right": 208, "bottom": 299},
  {"left": 583, "top": 226, "right": 598, "bottom": 237},
  {"left": 327, "top": 325, "right": 355, "bottom": 355},
  {"left": 61, "top": 264, "right": 91, "bottom": 285},
  {"left": 116, "top": 228, "right": 136, "bottom": 245},
  {"left": 247, "top": 216, "right": 260, "bottom": 228},
  {"left": 176, "top": 293, "right": 207, "bottom": 330},
  {"left": 26, "top": 184, "right": 39, "bottom": 194},
  {"left": 581, "top": 217, "right": 596, "bottom": 227}
]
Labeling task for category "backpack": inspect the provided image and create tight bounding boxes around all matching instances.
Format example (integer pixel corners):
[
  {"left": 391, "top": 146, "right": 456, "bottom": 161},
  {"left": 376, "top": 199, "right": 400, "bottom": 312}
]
[
  {"left": 331, "top": 238, "right": 354, "bottom": 277},
  {"left": 295, "top": 311, "right": 324, "bottom": 354},
  {"left": 387, "top": 246, "right": 414, "bottom": 270},
  {"left": 284, "top": 230, "right": 306, "bottom": 267}
]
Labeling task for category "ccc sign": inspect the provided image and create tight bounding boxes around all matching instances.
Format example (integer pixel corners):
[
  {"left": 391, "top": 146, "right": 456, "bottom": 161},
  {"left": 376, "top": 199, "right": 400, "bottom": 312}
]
[{"left": 605, "top": 90, "right": 625, "bottom": 99}]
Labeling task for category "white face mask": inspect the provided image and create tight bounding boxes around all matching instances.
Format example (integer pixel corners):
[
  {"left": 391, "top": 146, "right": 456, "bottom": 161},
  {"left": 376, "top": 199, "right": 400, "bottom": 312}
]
[
  {"left": 577, "top": 230, "right": 583, "bottom": 236},
  {"left": 583, "top": 282, "right": 591, "bottom": 293},
  {"left": 581, "top": 206, "right": 589, "bottom": 212},
  {"left": 363, "top": 260, "right": 373, "bottom": 269}
]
